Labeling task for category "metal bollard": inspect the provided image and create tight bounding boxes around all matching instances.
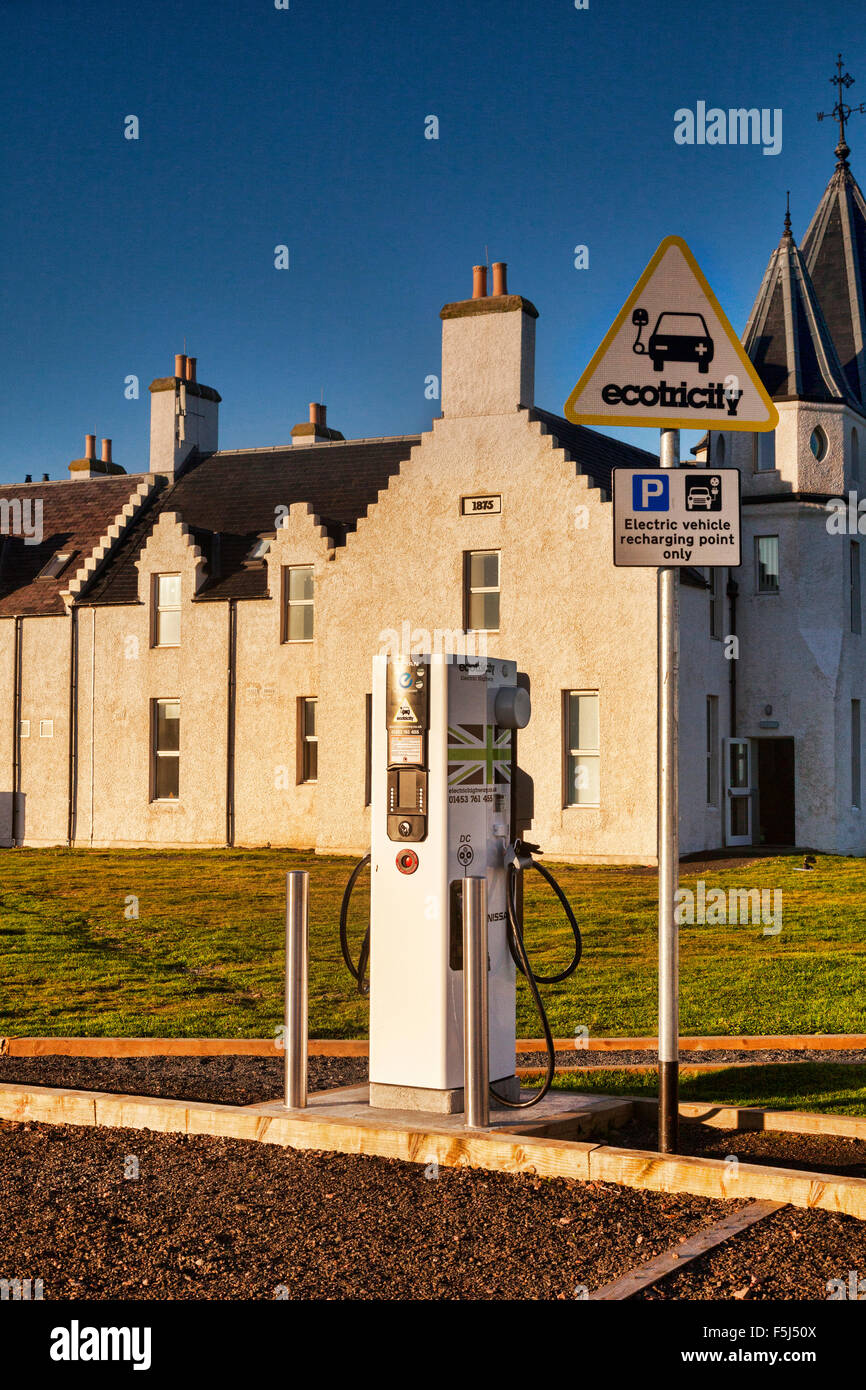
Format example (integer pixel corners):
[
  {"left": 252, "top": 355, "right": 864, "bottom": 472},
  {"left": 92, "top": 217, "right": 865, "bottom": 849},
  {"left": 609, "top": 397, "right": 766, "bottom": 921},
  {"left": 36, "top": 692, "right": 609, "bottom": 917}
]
[
  {"left": 462, "top": 875, "right": 489, "bottom": 1128},
  {"left": 284, "top": 870, "right": 309, "bottom": 1109}
]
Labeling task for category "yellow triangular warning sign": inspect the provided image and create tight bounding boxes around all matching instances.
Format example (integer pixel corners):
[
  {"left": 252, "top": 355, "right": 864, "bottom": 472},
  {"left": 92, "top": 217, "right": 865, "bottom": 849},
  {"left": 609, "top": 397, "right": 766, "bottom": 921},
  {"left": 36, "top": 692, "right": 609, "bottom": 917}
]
[{"left": 564, "top": 236, "right": 778, "bottom": 432}]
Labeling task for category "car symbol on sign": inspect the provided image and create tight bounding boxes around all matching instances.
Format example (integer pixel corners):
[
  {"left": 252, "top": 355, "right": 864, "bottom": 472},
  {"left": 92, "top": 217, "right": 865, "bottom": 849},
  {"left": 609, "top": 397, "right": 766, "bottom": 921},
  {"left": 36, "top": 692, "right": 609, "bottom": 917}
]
[
  {"left": 646, "top": 311, "right": 714, "bottom": 375},
  {"left": 686, "top": 486, "right": 713, "bottom": 509}
]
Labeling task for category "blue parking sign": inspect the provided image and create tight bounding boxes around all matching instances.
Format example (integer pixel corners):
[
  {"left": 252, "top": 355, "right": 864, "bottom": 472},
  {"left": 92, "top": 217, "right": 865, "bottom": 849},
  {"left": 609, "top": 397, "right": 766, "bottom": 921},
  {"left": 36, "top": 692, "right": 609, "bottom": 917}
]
[{"left": 633, "top": 474, "right": 669, "bottom": 511}]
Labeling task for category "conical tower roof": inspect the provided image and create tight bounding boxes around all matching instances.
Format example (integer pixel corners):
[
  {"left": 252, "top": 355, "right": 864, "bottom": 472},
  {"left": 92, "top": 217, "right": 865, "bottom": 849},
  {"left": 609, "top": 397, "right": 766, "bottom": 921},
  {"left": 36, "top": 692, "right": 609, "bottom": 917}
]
[
  {"left": 743, "top": 208, "right": 860, "bottom": 408},
  {"left": 801, "top": 161, "right": 866, "bottom": 406}
]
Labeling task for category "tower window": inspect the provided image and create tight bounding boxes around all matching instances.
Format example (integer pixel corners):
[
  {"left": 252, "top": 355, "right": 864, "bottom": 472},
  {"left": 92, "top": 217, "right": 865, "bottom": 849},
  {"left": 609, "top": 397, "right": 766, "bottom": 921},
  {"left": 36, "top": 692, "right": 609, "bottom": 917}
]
[
  {"left": 755, "top": 535, "right": 780, "bottom": 594},
  {"left": 754, "top": 431, "right": 776, "bottom": 472},
  {"left": 809, "top": 426, "right": 828, "bottom": 461}
]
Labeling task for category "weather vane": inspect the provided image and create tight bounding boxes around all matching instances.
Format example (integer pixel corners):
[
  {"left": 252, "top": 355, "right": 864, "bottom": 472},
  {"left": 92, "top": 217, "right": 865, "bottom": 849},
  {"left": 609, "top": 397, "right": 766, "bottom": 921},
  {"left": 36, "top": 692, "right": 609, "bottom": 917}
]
[{"left": 817, "top": 54, "right": 866, "bottom": 165}]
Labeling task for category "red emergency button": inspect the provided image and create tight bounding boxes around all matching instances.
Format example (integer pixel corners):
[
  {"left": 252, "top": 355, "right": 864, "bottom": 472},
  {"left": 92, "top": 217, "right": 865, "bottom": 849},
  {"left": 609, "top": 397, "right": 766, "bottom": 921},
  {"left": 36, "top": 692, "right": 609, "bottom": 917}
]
[{"left": 396, "top": 848, "right": 419, "bottom": 875}]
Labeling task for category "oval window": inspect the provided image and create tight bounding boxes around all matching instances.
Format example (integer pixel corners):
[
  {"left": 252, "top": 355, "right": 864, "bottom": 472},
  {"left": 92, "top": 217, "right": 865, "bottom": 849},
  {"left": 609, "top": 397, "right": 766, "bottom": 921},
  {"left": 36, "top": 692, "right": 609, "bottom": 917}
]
[{"left": 810, "top": 426, "right": 828, "bottom": 461}]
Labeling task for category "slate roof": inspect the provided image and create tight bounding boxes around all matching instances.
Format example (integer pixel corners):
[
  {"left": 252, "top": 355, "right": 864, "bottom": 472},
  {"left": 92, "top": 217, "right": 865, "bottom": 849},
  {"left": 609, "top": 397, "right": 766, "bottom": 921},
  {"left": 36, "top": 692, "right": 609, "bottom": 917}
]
[
  {"left": 0, "top": 475, "right": 151, "bottom": 618},
  {"left": 528, "top": 407, "right": 658, "bottom": 488},
  {"left": 84, "top": 436, "right": 420, "bottom": 605},
  {"left": 802, "top": 161, "right": 866, "bottom": 408},
  {"left": 742, "top": 223, "right": 859, "bottom": 408}
]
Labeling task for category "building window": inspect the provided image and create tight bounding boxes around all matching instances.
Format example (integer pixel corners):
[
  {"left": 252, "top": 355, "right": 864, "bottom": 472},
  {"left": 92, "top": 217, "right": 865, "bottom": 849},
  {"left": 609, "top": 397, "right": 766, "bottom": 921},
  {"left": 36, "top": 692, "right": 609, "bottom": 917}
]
[
  {"left": 715, "top": 435, "right": 725, "bottom": 465},
  {"left": 755, "top": 535, "right": 780, "bottom": 594},
  {"left": 852, "top": 541, "right": 862, "bottom": 634},
  {"left": 19, "top": 720, "right": 30, "bottom": 739},
  {"left": 152, "top": 699, "right": 180, "bottom": 800},
  {"left": 853, "top": 700, "right": 862, "bottom": 810},
  {"left": 709, "top": 568, "right": 723, "bottom": 639},
  {"left": 754, "top": 431, "right": 776, "bottom": 472},
  {"left": 809, "top": 426, "right": 828, "bottom": 461},
  {"left": 853, "top": 427, "right": 861, "bottom": 483},
  {"left": 38, "top": 551, "right": 74, "bottom": 580},
  {"left": 153, "top": 574, "right": 181, "bottom": 647},
  {"left": 465, "top": 550, "right": 500, "bottom": 632},
  {"left": 565, "top": 691, "right": 599, "bottom": 806},
  {"left": 298, "top": 697, "right": 318, "bottom": 783},
  {"left": 364, "top": 693, "right": 372, "bottom": 806},
  {"left": 284, "top": 566, "right": 314, "bottom": 642},
  {"left": 39, "top": 719, "right": 54, "bottom": 739},
  {"left": 706, "top": 696, "right": 719, "bottom": 806}
]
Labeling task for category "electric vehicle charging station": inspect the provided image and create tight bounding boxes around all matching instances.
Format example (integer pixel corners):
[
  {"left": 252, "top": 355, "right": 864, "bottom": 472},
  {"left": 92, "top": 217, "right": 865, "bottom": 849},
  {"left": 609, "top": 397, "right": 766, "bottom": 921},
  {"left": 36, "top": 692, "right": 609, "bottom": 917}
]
[{"left": 367, "top": 652, "right": 529, "bottom": 1113}]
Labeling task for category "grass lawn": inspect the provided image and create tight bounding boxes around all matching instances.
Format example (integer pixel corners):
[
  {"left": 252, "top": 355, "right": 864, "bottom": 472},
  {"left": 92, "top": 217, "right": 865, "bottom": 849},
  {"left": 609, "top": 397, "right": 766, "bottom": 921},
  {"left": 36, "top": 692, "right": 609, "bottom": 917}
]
[
  {"left": 0, "top": 847, "right": 865, "bottom": 1040},
  {"left": 537, "top": 1063, "right": 866, "bottom": 1117}
]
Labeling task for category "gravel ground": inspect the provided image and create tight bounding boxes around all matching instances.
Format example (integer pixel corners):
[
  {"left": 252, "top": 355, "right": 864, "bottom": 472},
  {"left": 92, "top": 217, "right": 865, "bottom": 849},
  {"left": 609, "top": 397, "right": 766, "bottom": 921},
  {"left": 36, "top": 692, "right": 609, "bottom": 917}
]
[
  {"left": 636, "top": 1205, "right": 866, "bottom": 1300},
  {"left": 2, "top": 1050, "right": 863, "bottom": 1108},
  {"left": 611, "top": 1118, "right": 866, "bottom": 1179},
  {"left": 0, "top": 1055, "right": 364, "bottom": 1105},
  {"left": 0, "top": 1119, "right": 734, "bottom": 1300}
]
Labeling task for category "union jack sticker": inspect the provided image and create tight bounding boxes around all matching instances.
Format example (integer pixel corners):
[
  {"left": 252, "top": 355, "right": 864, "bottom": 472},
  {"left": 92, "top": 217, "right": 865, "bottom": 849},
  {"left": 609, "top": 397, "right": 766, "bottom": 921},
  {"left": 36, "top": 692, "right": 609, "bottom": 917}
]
[{"left": 448, "top": 724, "right": 511, "bottom": 787}]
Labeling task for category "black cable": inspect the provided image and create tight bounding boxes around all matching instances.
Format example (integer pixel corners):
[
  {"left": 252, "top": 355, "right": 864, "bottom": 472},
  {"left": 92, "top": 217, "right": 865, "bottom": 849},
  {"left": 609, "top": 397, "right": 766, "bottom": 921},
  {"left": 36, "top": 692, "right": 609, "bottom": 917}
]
[
  {"left": 339, "top": 853, "right": 371, "bottom": 996},
  {"left": 491, "top": 844, "right": 581, "bottom": 1109},
  {"left": 505, "top": 857, "right": 582, "bottom": 983}
]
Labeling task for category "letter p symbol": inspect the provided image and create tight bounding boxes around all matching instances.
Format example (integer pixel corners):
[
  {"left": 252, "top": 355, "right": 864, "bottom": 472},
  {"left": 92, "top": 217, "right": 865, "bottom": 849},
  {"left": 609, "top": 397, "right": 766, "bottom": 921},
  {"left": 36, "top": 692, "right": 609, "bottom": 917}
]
[{"left": 633, "top": 474, "right": 669, "bottom": 511}]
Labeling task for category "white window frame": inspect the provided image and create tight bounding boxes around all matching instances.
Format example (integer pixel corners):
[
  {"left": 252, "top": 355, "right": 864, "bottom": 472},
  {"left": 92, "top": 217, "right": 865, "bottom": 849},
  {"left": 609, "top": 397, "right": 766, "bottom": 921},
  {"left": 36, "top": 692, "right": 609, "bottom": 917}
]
[
  {"left": 565, "top": 690, "right": 600, "bottom": 808},
  {"left": 152, "top": 698, "right": 180, "bottom": 802},
  {"left": 153, "top": 573, "right": 181, "bottom": 648},
  {"left": 755, "top": 535, "right": 780, "bottom": 594},
  {"left": 284, "top": 565, "right": 315, "bottom": 643},
  {"left": 465, "top": 550, "right": 501, "bottom": 633},
  {"left": 39, "top": 719, "right": 54, "bottom": 739},
  {"left": 298, "top": 697, "right": 318, "bottom": 784}
]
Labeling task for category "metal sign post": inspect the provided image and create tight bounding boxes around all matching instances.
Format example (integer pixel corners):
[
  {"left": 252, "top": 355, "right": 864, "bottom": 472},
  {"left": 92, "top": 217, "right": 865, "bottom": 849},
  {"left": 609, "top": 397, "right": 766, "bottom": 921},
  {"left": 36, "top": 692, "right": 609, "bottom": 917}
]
[
  {"left": 566, "top": 233, "right": 766, "bottom": 1159},
  {"left": 657, "top": 429, "right": 679, "bottom": 1154}
]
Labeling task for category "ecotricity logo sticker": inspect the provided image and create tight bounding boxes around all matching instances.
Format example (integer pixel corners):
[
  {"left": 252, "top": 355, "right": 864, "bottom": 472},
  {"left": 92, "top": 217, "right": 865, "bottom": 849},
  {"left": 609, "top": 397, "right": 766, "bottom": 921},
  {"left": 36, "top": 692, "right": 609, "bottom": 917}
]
[{"left": 564, "top": 236, "right": 778, "bottom": 432}]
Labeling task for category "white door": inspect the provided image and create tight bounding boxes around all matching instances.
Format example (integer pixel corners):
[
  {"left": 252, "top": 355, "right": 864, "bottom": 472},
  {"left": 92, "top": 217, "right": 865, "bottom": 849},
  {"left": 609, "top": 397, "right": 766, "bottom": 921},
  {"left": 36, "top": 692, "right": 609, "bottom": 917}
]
[{"left": 724, "top": 737, "right": 752, "bottom": 846}]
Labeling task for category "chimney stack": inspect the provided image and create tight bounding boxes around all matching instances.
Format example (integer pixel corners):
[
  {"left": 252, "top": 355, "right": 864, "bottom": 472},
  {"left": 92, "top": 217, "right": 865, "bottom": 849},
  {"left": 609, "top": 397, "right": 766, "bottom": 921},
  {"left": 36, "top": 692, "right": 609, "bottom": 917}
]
[
  {"left": 439, "top": 259, "right": 537, "bottom": 418},
  {"left": 291, "top": 400, "right": 344, "bottom": 445},
  {"left": 68, "top": 432, "right": 125, "bottom": 480},
  {"left": 149, "top": 352, "right": 221, "bottom": 478}
]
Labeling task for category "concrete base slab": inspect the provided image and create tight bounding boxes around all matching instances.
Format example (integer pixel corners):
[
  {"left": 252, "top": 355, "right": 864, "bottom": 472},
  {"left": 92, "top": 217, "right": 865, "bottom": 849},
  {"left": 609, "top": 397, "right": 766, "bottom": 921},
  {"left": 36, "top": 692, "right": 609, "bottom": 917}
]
[
  {"left": 368, "top": 1074, "right": 522, "bottom": 1114},
  {"left": 246, "top": 1082, "right": 628, "bottom": 1136}
]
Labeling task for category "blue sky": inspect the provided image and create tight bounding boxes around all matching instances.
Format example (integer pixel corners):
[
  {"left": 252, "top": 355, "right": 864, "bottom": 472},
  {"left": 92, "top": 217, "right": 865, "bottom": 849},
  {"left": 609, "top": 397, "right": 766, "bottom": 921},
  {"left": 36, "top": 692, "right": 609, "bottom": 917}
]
[{"left": 0, "top": 0, "right": 862, "bottom": 483}]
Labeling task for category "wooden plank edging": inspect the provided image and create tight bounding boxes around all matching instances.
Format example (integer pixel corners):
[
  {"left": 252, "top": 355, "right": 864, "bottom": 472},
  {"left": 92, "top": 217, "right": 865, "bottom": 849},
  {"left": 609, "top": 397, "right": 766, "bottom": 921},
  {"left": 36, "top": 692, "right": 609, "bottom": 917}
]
[
  {"left": 1, "top": 1081, "right": 866, "bottom": 1220},
  {"left": 589, "top": 1200, "right": 785, "bottom": 1300},
  {"left": 2, "top": 1034, "right": 865, "bottom": 1057}
]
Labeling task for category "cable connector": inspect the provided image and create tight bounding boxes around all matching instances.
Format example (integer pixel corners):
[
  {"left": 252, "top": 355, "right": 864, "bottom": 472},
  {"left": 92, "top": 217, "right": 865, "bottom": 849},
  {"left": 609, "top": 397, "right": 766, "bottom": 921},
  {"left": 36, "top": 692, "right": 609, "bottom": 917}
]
[{"left": 505, "top": 838, "right": 542, "bottom": 872}]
